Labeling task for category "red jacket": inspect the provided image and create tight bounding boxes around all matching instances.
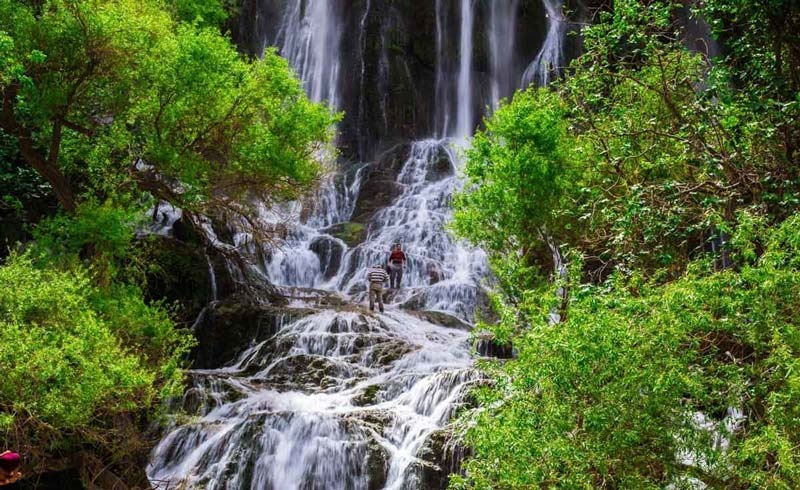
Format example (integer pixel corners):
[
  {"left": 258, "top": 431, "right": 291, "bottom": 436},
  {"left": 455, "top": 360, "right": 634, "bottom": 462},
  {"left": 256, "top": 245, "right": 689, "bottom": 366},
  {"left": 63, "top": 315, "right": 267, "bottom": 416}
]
[{"left": 389, "top": 249, "right": 406, "bottom": 264}]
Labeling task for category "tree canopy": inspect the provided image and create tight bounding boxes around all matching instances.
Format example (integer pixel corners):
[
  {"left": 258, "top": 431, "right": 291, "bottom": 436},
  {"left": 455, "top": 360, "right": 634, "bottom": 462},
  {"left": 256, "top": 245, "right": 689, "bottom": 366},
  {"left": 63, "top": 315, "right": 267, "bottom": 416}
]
[
  {"left": 0, "top": 0, "right": 335, "bottom": 223},
  {"left": 0, "top": 0, "right": 336, "bottom": 485},
  {"left": 452, "top": 0, "right": 800, "bottom": 488}
]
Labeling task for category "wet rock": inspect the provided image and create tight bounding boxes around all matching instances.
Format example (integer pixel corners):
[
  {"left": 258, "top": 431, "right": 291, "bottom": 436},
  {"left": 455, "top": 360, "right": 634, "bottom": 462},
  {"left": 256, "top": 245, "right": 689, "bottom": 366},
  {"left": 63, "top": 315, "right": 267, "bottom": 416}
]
[
  {"left": 352, "top": 384, "right": 382, "bottom": 407},
  {"left": 365, "top": 439, "right": 389, "bottom": 490},
  {"left": 474, "top": 333, "right": 514, "bottom": 359},
  {"left": 415, "top": 428, "right": 472, "bottom": 490},
  {"left": 350, "top": 144, "right": 410, "bottom": 223},
  {"left": 192, "top": 298, "right": 315, "bottom": 369},
  {"left": 323, "top": 222, "right": 366, "bottom": 248},
  {"left": 231, "top": 0, "right": 580, "bottom": 162},
  {"left": 309, "top": 235, "right": 345, "bottom": 279},
  {"left": 424, "top": 145, "right": 455, "bottom": 181},
  {"left": 253, "top": 354, "right": 367, "bottom": 392},
  {"left": 399, "top": 284, "right": 497, "bottom": 326},
  {"left": 180, "top": 376, "right": 248, "bottom": 415},
  {"left": 274, "top": 286, "right": 354, "bottom": 309},
  {"left": 362, "top": 339, "right": 416, "bottom": 368},
  {"left": 407, "top": 310, "right": 472, "bottom": 331}
]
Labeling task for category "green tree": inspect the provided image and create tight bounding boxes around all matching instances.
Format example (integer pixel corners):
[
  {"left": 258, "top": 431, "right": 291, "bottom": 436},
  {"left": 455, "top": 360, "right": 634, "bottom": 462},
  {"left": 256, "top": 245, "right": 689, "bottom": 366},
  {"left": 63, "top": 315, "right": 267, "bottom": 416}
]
[
  {"left": 0, "top": 0, "right": 336, "bottom": 485},
  {"left": 453, "top": 214, "right": 800, "bottom": 488},
  {"left": 453, "top": 89, "right": 573, "bottom": 297},
  {"left": 0, "top": 251, "right": 193, "bottom": 483},
  {"left": 0, "top": 0, "right": 335, "bottom": 226},
  {"left": 452, "top": 0, "right": 800, "bottom": 488}
]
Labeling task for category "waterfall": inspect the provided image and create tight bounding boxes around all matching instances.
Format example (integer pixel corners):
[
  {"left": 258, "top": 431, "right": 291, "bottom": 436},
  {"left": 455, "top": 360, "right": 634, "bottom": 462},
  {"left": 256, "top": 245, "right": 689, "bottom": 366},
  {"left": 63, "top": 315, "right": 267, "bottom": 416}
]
[
  {"left": 205, "top": 253, "right": 218, "bottom": 302},
  {"left": 250, "top": 139, "right": 488, "bottom": 322},
  {"left": 488, "top": 0, "right": 520, "bottom": 109},
  {"left": 434, "top": 0, "right": 451, "bottom": 137},
  {"left": 275, "top": 0, "right": 342, "bottom": 107},
  {"left": 522, "top": 0, "right": 565, "bottom": 86},
  {"left": 148, "top": 2, "right": 570, "bottom": 488},
  {"left": 148, "top": 310, "right": 482, "bottom": 489},
  {"left": 455, "top": 0, "right": 475, "bottom": 138}
]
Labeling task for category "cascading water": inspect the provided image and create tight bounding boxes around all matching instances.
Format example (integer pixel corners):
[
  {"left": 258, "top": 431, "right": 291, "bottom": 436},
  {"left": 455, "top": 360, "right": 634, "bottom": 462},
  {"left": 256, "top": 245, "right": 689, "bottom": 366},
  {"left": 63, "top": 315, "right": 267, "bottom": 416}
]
[
  {"left": 522, "top": 0, "right": 565, "bottom": 86},
  {"left": 148, "top": 310, "right": 482, "bottom": 489},
  {"left": 275, "top": 0, "right": 342, "bottom": 107},
  {"left": 149, "top": 1, "right": 568, "bottom": 488},
  {"left": 455, "top": 0, "right": 474, "bottom": 139},
  {"left": 488, "top": 0, "right": 520, "bottom": 109}
]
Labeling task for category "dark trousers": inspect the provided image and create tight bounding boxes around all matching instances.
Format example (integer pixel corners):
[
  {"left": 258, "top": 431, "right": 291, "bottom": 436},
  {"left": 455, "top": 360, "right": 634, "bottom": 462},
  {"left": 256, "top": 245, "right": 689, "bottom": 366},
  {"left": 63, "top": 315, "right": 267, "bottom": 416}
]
[{"left": 389, "top": 263, "right": 403, "bottom": 288}]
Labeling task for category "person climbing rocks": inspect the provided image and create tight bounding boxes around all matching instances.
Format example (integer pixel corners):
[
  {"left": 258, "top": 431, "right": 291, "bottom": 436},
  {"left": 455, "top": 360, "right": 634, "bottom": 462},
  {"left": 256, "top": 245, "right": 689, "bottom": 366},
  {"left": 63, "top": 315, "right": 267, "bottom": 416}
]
[
  {"left": 367, "top": 263, "right": 389, "bottom": 313},
  {"left": 0, "top": 451, "right": 22, "bottom": 486},
  {"left": 387, "top": 243, "right": 407, "bottom": 289}
]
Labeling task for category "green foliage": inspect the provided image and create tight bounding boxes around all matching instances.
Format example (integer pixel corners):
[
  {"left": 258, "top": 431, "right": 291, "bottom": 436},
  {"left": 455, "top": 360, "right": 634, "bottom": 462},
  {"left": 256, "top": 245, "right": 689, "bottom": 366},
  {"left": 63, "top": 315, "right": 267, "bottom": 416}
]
[
  {"left": 455, "top": 215, "right": 800, "bottom": 489},
  {"left": 0, "top": 2, "right": 335, "bottom": 480},
  {"left": 453, "top": 89, "right": 572, "bottom": 276},
  {"left": 171, "top": 0, "right": 233, "bottom": 28},
  {"left": 0, "top": 0, "right": 335, "bottom": 225},
  {"left": 453, "top": 1, "right": 800, "bottom": 488},
  {"left": 0, "top": 251, "right": 192, "bottom": 474},
  {"left": 0, "top": 253, "right": 190, "bottom": 428},
  {"left": 456, "top": 0, "right": 798, "bottom": 290},
  {"left": 31, "top": 200, "right": 139, "bottom": 262}
]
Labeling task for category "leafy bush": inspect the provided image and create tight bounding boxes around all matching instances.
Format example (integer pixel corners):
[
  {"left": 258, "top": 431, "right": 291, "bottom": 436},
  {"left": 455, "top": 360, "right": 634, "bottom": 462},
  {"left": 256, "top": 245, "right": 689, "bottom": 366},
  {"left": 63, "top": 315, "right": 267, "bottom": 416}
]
[
  {"left": 453, "top": 214, "right": 800, "bottom": 489},
  {"left": 452, "top": 1, "right": 800, "bottom": 487},
  {"left": 0, "top": 254, "right": 193, "bottom": 486},
  {"left": 0, "top": 254, "right": 152, "bottom": 427},
  {"left": 0, "top": 253, "right": 191, "bottom": 430}
]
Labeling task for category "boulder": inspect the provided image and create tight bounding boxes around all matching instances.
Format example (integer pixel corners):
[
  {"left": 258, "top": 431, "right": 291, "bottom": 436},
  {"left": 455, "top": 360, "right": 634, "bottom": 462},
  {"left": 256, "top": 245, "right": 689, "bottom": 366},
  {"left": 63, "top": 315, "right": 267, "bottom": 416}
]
[
  {"left": 192, "top": 298, "right": 315, "bottom": 369},
  {"left": 415, "top": 428, "right": 472, "bottom": 490},
  {"left": 350, "top": 143, "right": 410, "bottom": 224},
  {"left": 408, "top": 310, "right": 472, "bottom": 331},
  {"left": 352, "top": 384, "right": 383, "bottom": 407},
  {"left": 309, "top": 235, "right": 345, "bottom": 279},
  {"left": 424, "top": 145, "right": 455, "bottom": 182},
  {"left": 323, "top": 222, "right": 367, "bottom": 248}
]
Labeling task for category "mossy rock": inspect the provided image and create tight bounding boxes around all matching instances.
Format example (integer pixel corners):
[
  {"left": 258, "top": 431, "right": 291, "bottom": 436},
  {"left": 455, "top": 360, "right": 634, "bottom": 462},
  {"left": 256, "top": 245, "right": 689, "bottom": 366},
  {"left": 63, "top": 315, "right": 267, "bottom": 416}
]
[
  {"left": 192, "top": 300, "right": 315, "bottom": 369},
  {"left": 352, "top": 384, "right": 383, "bottom": 407},
  {"left": 324, "top": 222, "right": 367, "bottom": 248},
  {"left": 409, "top": 310, "right": 472, "bottom": 331}
]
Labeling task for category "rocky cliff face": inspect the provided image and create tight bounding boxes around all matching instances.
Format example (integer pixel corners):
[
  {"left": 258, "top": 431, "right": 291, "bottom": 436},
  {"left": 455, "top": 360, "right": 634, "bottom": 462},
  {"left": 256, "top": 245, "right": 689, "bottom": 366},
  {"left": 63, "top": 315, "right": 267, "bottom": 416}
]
[
  {"left": 233, "top": 0, "right": 587, "bottom": 161},
  {"left": 146, "top": 2, "right": 592, "bottom": 488}
]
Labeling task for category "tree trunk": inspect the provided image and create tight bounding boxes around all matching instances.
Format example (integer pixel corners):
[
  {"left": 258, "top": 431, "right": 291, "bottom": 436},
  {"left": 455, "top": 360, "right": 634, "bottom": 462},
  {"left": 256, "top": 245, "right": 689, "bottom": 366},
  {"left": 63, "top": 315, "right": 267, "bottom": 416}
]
[
  {"left": 1, "top": 83, "right": 77, "bottom": 213},
  {"left": 17, "top": 133, "right": 77, "bottom": 213}
]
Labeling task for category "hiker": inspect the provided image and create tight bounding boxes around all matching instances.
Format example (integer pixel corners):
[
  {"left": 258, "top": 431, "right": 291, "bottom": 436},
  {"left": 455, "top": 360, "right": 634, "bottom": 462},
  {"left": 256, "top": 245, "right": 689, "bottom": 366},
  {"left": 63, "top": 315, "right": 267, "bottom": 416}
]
[
  {"left": 387, "top": 243, "right": 407, "bottom": 289},
  {"left": 367, "top": 263, "right": 388, "bottom": 313},
  {"left": 0, "top": 451, "right": 22, "bottom": 486}
]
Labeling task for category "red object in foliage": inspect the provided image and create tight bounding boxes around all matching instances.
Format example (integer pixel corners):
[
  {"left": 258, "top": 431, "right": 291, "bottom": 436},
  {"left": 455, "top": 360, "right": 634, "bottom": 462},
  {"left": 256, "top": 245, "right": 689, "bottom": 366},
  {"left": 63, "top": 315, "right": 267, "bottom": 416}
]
[{"left": 0, "top": 452, "right": 19, "bottom": 472}]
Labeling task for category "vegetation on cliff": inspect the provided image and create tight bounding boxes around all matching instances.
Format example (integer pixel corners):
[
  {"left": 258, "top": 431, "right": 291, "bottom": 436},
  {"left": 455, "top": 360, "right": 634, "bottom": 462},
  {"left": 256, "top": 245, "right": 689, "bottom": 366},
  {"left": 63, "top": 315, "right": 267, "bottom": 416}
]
[
  {"left": 0, "top": 0, "right": 334, "bottom": 484},
  {"left": 453, "top": 0, "right": 800, "bottom": 487}
]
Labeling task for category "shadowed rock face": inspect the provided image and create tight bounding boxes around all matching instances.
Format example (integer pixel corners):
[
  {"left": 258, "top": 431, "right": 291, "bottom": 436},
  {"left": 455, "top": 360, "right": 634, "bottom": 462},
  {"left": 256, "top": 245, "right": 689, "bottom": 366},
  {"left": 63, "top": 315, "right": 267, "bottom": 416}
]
[
  {"left": 350, "top": 144, "right": 410, "bottom": 225},
  {"left": 192, "top": 298, "right": 316, "bottom": 369},
  {"left": 309, "top": 235, "right": 345, "bottom": 279},
  {"left": 233, "top": 0, "right": 557, "bottom": 162}
]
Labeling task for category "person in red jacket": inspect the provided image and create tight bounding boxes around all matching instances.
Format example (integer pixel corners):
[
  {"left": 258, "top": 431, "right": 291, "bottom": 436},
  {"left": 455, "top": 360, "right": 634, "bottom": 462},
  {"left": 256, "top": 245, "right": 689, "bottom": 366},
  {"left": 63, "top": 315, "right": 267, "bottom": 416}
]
[{"left": 387, "top": 243, "right": 407, "bottom": 289}]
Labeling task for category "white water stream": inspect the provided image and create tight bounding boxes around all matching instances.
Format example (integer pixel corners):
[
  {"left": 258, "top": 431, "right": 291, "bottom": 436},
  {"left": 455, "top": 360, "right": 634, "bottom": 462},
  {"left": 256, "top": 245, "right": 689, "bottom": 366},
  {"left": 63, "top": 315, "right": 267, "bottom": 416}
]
[{"left": 148, "top": 1, "right": 567, "bottom": 488}]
